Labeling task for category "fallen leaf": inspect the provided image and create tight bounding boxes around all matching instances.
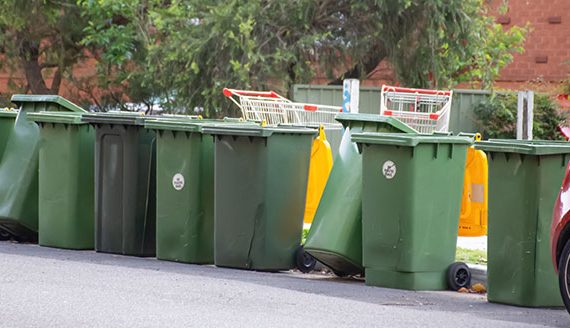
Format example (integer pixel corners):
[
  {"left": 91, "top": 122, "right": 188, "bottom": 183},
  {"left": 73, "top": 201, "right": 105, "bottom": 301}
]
[{"left": 470, "top": 283, "right": 487, "bottom": 293}]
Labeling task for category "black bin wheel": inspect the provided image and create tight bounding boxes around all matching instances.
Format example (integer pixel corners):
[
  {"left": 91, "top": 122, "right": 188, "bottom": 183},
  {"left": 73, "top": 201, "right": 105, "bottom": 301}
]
[
  {"left": 0, "top": 229, "right": 10, "bottom": 241},
  {"left": 447, "top": 262, "right": 472, "bottom": 291},
  {"left": 295, "top": 246, "right": 316, "bottom": 273}
]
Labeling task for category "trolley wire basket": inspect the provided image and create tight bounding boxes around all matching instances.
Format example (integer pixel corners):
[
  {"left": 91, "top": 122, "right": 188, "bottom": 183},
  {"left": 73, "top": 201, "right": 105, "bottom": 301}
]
[
  {"left": 223, "top": 88, "right": 342, "bottom": 127},
  {"left": 380, "top": 85, "right": 452, "bottom": 133}
]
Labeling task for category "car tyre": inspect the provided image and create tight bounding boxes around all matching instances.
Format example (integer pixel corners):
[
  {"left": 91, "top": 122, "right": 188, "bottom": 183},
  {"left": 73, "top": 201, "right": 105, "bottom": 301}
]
[{"left": 558, "top": 240, "right": 570, "bottom": 314}]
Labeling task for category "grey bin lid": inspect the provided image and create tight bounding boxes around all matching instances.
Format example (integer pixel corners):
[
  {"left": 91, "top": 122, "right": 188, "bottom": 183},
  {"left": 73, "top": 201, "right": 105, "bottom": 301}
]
[{"left": 81, "top": 112, "right": 148, "bottom": 126}]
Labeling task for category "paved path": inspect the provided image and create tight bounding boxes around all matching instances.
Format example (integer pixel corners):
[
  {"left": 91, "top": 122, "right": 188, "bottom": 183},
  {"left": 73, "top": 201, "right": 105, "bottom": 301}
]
[
  {"left": 0, "top": 242, "right": 566, "bottom": 327},
  {"left": 457, "top": 236, "right": 487, "bottom": 251}
]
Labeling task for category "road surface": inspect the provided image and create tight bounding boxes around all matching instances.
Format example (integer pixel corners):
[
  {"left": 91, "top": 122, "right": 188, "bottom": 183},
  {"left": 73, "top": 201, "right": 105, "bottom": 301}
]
[{"left": 0, "top": 242, "right": 566, "bottom": 327}]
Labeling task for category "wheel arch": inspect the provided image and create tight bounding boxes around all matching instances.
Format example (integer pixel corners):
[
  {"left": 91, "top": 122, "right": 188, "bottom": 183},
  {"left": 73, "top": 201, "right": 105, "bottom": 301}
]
[{"left": 556, "top": 223, "right": 570, "bottom": 269}]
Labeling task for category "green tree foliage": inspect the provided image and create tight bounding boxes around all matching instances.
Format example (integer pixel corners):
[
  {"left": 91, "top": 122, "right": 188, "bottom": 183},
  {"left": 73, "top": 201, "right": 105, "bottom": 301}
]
[
  {"left": 0, "top": 1, "right": 527, "bottom": 115},
  {"left": 474, "top": 93, "right": 566, "bottom": 140},
  {"left": 78, "top": 0, "right": 527, "bottom": 116},
  {"left": 0, "top": 0, "right": 86, "bottom": 95}
]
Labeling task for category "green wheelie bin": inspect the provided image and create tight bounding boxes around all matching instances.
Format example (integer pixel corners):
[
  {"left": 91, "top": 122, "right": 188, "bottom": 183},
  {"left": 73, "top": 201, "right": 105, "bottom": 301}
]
[
  {"left": 82, "top": 112, "right": 156, "bottom": 257},
  {"left": 0, "top": 95, "right": 85, "bottom": 241},
  {"left": 475, "top": 139, "right": 570, "bottom": 307},
  {"left": 145, "top": 117, "right": 256, "bottom": 264},
  {"left": 144, "top": 117, "right": 215, "bottom": 264},
  {"left": 304, "top": 113, "right": 416, "bottom": 276},
  {"left": 28, "top": 111, "right": 95, "bottom": 249},
  {"left": 353, "top": 132, "right": 471, "bottom": 290},
  {"left": 0, "top": 108, "right": 17, "bottom": 239},
  {"left": 203, "top": 123, "right": 316, "bottom": 271},
  {"left": 0, "top": 109, "right": 17, "bottom": 161}
]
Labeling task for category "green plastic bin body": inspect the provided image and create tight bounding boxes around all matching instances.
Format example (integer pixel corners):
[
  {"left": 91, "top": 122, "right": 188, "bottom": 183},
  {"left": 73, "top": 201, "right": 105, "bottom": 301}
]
[
  {"left": 145, "top": 118, "right": 214, "bottom": 264},
  {"left": 28, "top": 112, "right": 95, "bottom": 249},
  {"left": 0, "top": 95, "right": 85, "bottom": 241},
  {"left": 203, "top": 124, "right": 316, "bottom": 271},
  {"left": 476, "top": 140, "right": 570, "bottom": 307},
  {"left": 83, "top": 113, "right": 156, "bottom": 257},
  {"left": 353, "top": 133, "right": 471, "bottom": 290},
  {"left": 304, "top": 113, "right": 416, "bottom": 276},
  {"left": 0, "top": 109, "right": 17, "bottom": 160}
]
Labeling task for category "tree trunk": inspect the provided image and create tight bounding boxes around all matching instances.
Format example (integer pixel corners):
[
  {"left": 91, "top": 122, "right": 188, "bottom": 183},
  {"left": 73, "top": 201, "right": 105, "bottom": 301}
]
[
  {"left": 328, "top": 48, "right": 388, "bottom": 85},
  {"left": 18, "top": 39, "right": 50, "bottom": 94},
  {"left": 50, "top": 68, "right": 62, "bottom": 94},
  {"left": 286, "top": 61, "right": 297, "bottom": 99}
]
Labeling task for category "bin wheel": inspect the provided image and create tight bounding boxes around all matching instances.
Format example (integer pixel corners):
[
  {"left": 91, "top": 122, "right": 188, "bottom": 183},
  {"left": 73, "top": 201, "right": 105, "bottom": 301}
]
[
  {"left": 0, "top": 229, "right": 10, "bottom": 241},
  {"left": 295, "top": 246, "right": 316, "bottom": 273},
  {"left": 447, "top": 262, "right": 471, "bottom": 291}
]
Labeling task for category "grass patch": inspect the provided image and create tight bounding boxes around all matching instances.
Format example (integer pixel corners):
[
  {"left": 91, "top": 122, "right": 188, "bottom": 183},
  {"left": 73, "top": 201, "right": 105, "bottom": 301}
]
[
  {"left": 302, "top": 226, "right": 487, "bottom": 266},
  {"left": 301, "top": 228, "right": 309, "bottom": 244},
  {"left": 456, "top": 247, "right": 487, "bottom": 265}
]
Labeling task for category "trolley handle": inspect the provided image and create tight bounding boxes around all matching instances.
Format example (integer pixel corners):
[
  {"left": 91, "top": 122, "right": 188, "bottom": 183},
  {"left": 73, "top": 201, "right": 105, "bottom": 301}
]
[
  {"left": 381, "top": 85, "right": 452, "bottom": 96},
  {"left": 223, "top": 88, "right": 282, "bottom": 99}
]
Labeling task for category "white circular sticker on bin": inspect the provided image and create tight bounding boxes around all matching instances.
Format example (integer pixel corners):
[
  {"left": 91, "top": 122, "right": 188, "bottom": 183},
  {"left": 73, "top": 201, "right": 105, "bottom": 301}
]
[
  {"left": 382, "top": 161, "right": 396, "bottom": 179},
  {"left": 172, "top": 173, "right": 185, "bottom": 191}
]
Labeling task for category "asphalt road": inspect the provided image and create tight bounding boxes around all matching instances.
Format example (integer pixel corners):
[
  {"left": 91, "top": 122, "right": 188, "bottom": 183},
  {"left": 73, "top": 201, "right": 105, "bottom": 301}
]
[{"left": 0, "top": 241, "right": 567, "bottom": 327}]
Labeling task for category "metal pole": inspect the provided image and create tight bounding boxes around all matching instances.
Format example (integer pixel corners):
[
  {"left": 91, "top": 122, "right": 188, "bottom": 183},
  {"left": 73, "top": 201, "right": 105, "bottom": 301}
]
[
  {"left": 526, "top": 91, "right": 534, "bottom": 140},
  {"left": 517, "top": 91, "right": 524, "bottom": 140}
]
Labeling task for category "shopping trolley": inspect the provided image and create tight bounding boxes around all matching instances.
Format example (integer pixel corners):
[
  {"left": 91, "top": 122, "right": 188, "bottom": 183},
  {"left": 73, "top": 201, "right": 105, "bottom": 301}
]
[
  {"left": 223, "top": 88, "right": 342, "bottom": 127},
  {"left": 380, "top": 85, "right": 453, "bottom": 133}
]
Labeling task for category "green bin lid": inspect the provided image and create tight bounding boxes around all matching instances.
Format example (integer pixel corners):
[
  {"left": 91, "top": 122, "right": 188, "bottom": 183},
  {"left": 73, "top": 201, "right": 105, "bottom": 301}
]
[
  {"left": 27, "top": 111, "right": 86, "bottom": 125},
  {"left": 351, "top": 132, "right": 472, "bottom": 147},
  {"left": 145, "top": 117, "right": 254, "bottom": 132},
  {"left": 159, "top": 114, "right": 201, "bottom": 119},
  {"left": 335, "top": 113, "right": 417, "bottom": 133},
  {"left": 202, "top": 123, "right": 317, "bottom": 137},
  {"left": 82, "top": 111, "right": 148, "bottom": 126},
  {"left": 145, "top": 118, "right": 210, "bottom": 132},
  {"left": 10, "top": 94, "right": 86, "bottom": 113},
  {"left": 489, "top": 138, "right": 570, "bottom": 145},
  {"left": 0, "top": 108, "right": 18, "bottom": 118},
  {"left": 475, "top": 139, "right": 570, "bottom": 155}
]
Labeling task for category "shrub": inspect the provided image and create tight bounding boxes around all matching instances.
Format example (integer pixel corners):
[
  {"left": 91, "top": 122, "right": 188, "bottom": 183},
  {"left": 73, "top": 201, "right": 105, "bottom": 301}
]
[{"left": 474, "top": 92, "right": 566, "bottom": 140}]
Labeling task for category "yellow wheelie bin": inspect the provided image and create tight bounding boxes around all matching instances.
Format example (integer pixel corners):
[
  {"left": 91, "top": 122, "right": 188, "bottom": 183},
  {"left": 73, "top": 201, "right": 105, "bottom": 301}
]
[
  {"left": 304, "top": 126, "right": 333, "bottom": 224},
  {"left": 458, "top": 134, "right": 488, "bottom": 237}
]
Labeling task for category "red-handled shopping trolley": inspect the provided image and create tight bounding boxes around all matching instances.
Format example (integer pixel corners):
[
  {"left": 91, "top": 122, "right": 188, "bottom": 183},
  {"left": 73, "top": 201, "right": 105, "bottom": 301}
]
[
  {"left": 380, "top": 85, "right": 453, "bottom": 133},
  {"left": 223, "top": 88, "right": 342, "bottom": 126}
]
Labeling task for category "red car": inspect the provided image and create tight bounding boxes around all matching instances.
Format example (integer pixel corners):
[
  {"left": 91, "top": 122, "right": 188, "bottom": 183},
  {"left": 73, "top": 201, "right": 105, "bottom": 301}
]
[{"left": 552, "top": 163, "right": 570, "bottom": 313}]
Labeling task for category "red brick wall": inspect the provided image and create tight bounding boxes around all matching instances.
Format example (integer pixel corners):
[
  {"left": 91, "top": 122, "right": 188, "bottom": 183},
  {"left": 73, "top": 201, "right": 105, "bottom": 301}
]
[
  {"left": 491, "top": 0, "right": 570, "bottom": 85},
  {"left": 340, "top": 0, "right": 570, "bottom": 92},
  {"left": 0, "top": 57, "right": 100, "bottom": 107}
]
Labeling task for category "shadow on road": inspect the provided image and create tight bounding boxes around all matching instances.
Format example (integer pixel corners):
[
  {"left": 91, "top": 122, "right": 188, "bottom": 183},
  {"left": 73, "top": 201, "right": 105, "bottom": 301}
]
[{"left": 0, "top": 241, "right": 567, "bottom": 327}]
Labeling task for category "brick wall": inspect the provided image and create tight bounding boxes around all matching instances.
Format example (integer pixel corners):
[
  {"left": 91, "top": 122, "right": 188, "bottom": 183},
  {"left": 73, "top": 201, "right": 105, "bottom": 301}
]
[
  {"left": 348, "top": 0, "right": 570, "bottom": 91},
  {"left": 491, "top": 0, "right": 570, "bottom": 84}
]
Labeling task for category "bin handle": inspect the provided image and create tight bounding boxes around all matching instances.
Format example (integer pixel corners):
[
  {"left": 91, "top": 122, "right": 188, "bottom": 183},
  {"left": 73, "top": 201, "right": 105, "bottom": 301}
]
[{"left": 318, "top": 125, "right": 327, "bottom": 141}]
